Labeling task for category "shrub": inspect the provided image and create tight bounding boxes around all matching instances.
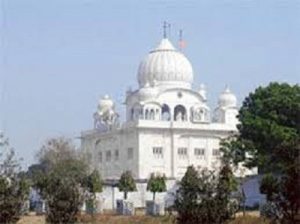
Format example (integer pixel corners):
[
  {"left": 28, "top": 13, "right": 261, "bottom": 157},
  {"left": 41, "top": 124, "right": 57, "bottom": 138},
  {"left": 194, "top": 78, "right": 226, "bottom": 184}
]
[
  {"left": 118, "top": 171, "right": 136, "bottom": 200},
  {"left": 174, "top": 165, "right": 238, "bottom": 224},
  {"left": 0, "top": 135, "right": 30, "bottom": 224},
  {"left": 32, "top": 137, "right": 89, "bottom": 224},
  {"left": 147, "top": 173, "right": 167, "bottom": 201}
]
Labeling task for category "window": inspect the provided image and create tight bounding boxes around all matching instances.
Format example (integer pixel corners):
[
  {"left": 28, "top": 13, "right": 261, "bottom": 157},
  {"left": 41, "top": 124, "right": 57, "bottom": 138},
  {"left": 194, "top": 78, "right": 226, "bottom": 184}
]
[
  {"left": 178, "top": 147, "right": 188, "bottom": 158},
  {"left": 98, "top": 151, "right": 102, "bottom": 162},
  {"left": 174, "top": 105, "right": 187, "bottom": 121},
  {"left": 213, "top": 149, "right": 220, "bottom": 156},
  {"left": 115, "top": 149, "right": 119, "bottom": 161},
  {"left": 153, "top": 147, "right": 163, "bottom": 158},
  {"left": 161, "top": 104, "right": 171, "bottom": 121},
  {"left": 128, "top": 148, "right": 133, "bottom": 159},
  {"left": 106, "top": 151, "right": 111, "bottom": 162},
  {"left": 194, "top": 148, "right": 205, "bottom": 157},
  {"left": 131, "top": 108, "right": 134, "bottom": 120}
]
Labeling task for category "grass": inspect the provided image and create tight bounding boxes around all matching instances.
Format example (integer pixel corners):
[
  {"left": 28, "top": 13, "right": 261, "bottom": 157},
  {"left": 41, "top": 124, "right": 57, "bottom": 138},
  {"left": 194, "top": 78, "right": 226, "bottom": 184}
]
[
  {"left": 228, "top": 216, "right": 270, "bottom": 224},
  {"left": 18, "top": 214, "right": 270, "bottom": 224},
  {"left": 77, "top": 214, "right": 175, "bottom": 224}
]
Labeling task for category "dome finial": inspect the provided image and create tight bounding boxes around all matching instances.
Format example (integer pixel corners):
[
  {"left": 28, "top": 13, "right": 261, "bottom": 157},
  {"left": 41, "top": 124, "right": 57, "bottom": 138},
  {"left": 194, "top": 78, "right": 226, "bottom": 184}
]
[
  {"left": 224, "top": 85, "right": 231, "bottom": 93},
  {"left": 199, "top": 83, "right": 207, "bottom": 101},
  {"left": 163, "top": 21, "right": 171, "bottom": 39},
  {"left": 178, "top": 29, "right": 186, "bottom": 51}
]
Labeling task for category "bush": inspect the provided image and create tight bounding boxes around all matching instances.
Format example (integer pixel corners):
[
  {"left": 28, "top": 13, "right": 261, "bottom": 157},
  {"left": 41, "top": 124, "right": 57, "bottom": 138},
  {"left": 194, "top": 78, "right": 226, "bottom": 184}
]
[
  {"left": 0, "top": 135, "right": 30, "bottom": 224},
  {"left": 174, "top": 165, "right": 238, "bottom": 224},
  {"left": 118, "top": 171, "right": 136, "bottom": 200},
  {"left": 32, "top": 138, "right": 90, "bottom": 224},
  {"left": 83, "top": 169, "right": 103, "bottom": 215},
  {"left": 147, "top": 173, "right": 166, "bottom": 201}
]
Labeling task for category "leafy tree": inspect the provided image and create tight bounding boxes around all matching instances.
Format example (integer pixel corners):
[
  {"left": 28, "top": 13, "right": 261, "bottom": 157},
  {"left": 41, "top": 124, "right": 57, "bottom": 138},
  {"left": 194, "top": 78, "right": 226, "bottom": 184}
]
[
  {"left": 84, "top": 169, "right": 103, "bottom": 195},
  {"left": 224, "top": 82, "right": 300, "bottom": 223},
  {"left": 32, "top": 137, "right": 89, "bottom": 224},
  {"left": 220, "top": 138, "right": 247, "bottom": 216},
  {"left": 216, "top": 163, "right": 239, "bottom": 221},
  {"left": 175, "top": 165, "right": 238, "bottom": 224},
  {"left": 238, "top": 83, "right": 299, "bottom": 171},
  {"left": 118, "top": 171, "right": 136, "bottom": 200},
  {"left": 0, "top": 134, "right": 30, "bottom": 224},
  {"left": 146, "top": 173, "right": 167, "bottom": 201},
  {"left": 83, "top": 169, "right": 103, "bottom": 215},
  {"left": 174, "top": 166, "right": 201, "bottom": 224}
]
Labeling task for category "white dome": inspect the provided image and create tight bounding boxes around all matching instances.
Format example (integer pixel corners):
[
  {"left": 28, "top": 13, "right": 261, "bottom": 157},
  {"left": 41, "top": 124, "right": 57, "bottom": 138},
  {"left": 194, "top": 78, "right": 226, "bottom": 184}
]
[
  {"left": 98, "top": 95, "right": 114, "bottom": 112},
  {"left": 138, "top": 82, "right": 159, "bottom": 101},
  {"left": 137, "top": 38, "right": 193, "bottom": 88},
  {"left": 218, "top": 87, "right": 237, "bottom": 108}
]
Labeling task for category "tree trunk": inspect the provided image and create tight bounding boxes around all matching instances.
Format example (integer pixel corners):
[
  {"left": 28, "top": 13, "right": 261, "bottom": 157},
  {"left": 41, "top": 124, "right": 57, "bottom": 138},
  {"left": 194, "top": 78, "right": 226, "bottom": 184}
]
[
  {"left": 153, "top": 192, "right": 156, "bottom": 201},
  {"left": 124, "top": 191, "right": 128, "bottom": 200},
  {"left": 242, "top": 187, "right": 246, "bottom": 217}
]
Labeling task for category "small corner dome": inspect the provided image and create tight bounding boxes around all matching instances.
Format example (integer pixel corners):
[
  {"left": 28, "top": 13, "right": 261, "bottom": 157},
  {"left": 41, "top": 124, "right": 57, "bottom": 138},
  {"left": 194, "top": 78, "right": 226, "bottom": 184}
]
[
  {"left": 137, "top": 38, "right": 194, "bottom": 88},
  {"left": 138, "top": 82, "right": 159, "bottom": 101},
  {"left": 98, "top": 95, "right": 114, "bottom": 111},
  {"left": 218, "top": 87, "right": 237, "bottom": 108}
]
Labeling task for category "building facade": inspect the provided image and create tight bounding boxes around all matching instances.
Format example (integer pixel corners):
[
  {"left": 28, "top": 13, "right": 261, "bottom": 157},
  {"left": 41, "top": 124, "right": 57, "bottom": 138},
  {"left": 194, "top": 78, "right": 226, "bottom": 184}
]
[
  {"left": 81, "top": 37, "right": 255, "bottom": 208},
  {"left": 81, "top": 37, "right": 246, "bottom": 179}
]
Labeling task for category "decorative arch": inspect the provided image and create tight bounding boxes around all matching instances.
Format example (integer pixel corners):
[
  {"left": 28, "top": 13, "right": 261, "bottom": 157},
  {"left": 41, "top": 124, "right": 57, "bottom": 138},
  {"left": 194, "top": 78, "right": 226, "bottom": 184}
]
[
  {"left": 145, "top": 109, "right": 150, "bottom": 120},
  {"left": 149, "top": 109, "right": 155, "bottom": 120},
  {"left": 191, "top": 106, "right": 210, "bottom": 122},
  {"left": 161, "top": 104, "right": 171, "bottom": 121},
  {"left": 134, "top": 107, "right": 140, "bottom": 120},
  {"left": 130, "top": 108, "right": 134, "bottom": 120},
  {"left": 174, "top": 105, "right": 187, "bottom": 121}
]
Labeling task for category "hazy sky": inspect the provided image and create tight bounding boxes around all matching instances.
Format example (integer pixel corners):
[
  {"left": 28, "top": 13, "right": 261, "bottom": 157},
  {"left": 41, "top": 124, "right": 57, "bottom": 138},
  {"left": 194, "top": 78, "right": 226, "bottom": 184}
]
[{"left": 0, "top": 0, "right": 299, "bottom": 168}]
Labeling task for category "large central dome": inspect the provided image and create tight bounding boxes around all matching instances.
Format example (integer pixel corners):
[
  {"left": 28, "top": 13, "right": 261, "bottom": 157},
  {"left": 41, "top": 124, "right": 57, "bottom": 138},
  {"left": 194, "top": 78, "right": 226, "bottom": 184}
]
[{"left": 137, "top": 38, "right": 194, "bottom": 89}]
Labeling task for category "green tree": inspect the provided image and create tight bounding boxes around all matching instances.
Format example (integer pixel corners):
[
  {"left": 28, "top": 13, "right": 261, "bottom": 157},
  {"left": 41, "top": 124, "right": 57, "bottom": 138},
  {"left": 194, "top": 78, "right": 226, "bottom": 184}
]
[
  {"left": 225, "top": 82, "right": 300, "bottom": 223},
  {"left": 220, "top": 139, "right": 247, "bottom": 216},
  {"left": 216, "top": 163, "right": 239, "bottom": 221},
  {"left": 118, "top": 171, "right": 136, "bottom": 200},
  {"left": 32, "top": 137, "right": 89, "bottom": 224},
  {"left": 83, "top": 169, "right": 103, "bottom": 215},
  {"left": 175, "top": 165, "right": 238, "bottom": 224},
  {"left": 0, "top": 134, "right": 30, "bottom": 224},
  {"left": 174, "top": 166, "right": 201, "bottom": 224},
  {"left": 84, "top": 169, "right": 103, "bottom": 195},
  {"left": 146, "top": 173, "right": 167, "bottom": 201}
]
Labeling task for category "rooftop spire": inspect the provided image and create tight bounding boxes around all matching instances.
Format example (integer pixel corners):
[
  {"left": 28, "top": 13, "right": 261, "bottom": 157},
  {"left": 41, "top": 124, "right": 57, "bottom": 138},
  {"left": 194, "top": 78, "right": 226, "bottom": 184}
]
[
  {"left": 163, "top": 21, "right": 171, "bottom": 39},
  {"left": 178, "top": 29, "right": 186, "bottom": 51}
]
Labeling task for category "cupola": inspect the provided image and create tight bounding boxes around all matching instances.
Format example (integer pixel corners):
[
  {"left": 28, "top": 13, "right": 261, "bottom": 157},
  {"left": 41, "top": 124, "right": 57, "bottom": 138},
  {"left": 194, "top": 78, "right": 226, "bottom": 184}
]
[
  {"left": 137, "top": 38, "right": 194, "bottom": 89},
  {"left": 218, "top": 86, "right": 237, "bottom": 108}
]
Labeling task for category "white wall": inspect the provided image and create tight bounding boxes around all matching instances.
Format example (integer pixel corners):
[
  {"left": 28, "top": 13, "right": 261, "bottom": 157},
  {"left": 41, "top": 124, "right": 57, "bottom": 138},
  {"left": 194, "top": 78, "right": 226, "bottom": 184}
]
[
  {"left": 98, "top": 176, "right": 263, "bottom": 210},
  {"left": 138, "top": 129, "right": 172, "bottom": 179},
  {"left": 81, "top": 128, "right": 139, "bottom": 180},
  {"left": 100, "top": 179, "right": 178, "bottom": 210},
  {"left": 138, "top": 127, "right": 229, "bottom": 179}
]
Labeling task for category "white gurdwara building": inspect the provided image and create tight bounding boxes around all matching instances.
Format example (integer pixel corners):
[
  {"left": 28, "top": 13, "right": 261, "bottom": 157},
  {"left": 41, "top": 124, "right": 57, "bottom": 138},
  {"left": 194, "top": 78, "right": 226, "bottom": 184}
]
[{"left": 81, "top": 37, "right": 250, "bottom": 208}]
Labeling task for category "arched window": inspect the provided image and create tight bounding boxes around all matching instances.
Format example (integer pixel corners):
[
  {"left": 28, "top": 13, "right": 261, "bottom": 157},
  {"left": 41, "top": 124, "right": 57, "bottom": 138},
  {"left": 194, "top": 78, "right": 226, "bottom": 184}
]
[
  {"left": 161, "top": 104, "right": 171, "bottom": 121},
  {"left": 150, "top": 109, "right": 155, "bottom": 120},
  {"left": 155, "top": 109, "right": 160, "bottom": 120},
  {"left": 174, "top": 105, "right": 187, "bottom": 121},
  {"left": 191, "top": 106, "right": 210, "bottom": 122},
  {"left": 145, "top": 109, "right": 149, "bottom": 120},
  {"left": 131, "top": 108, "right": 134, "bottom": 120},
  {"left": 134, "top": 108, "right": 140, "bottom": 120},
  {"left": 139, "top": 108, "right": 144, "bottom": 119}
]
